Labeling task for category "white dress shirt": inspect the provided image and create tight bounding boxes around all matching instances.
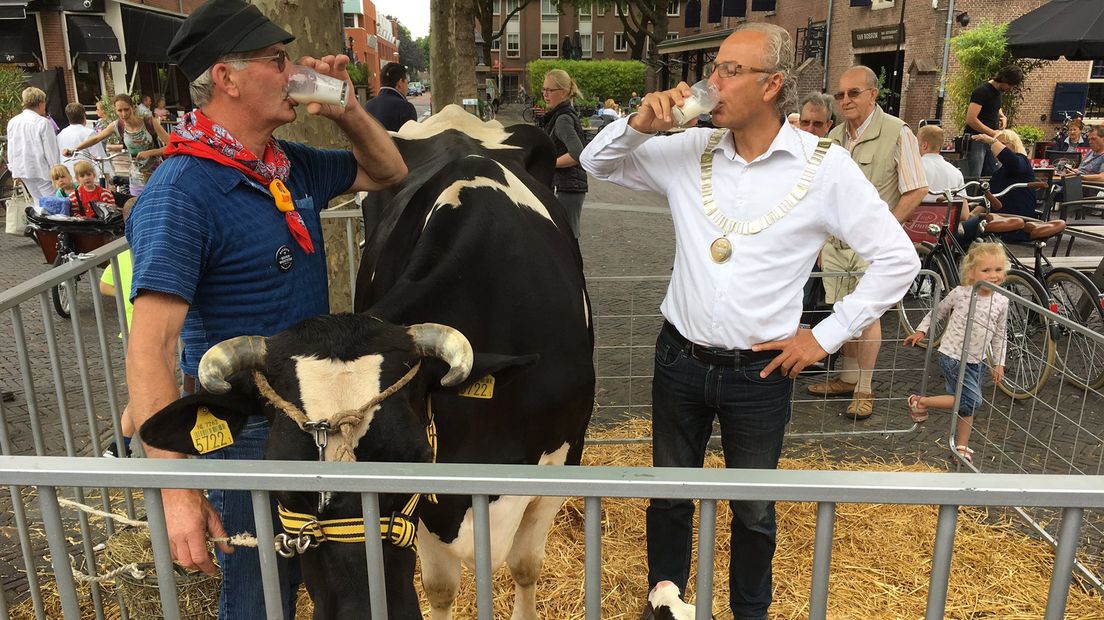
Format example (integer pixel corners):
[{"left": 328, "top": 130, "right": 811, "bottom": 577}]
[
  {"left": 921, "top": 153, "right": 965, "bottom": 198},
  {"left": 57, "top": 123, "right": 110, "bottom": 177},
  {"left": 6, "top": 109, "right": 59, "bottom": 181},
  {"left": 580, "top": 117, "right": 920, "bottom": 354}
]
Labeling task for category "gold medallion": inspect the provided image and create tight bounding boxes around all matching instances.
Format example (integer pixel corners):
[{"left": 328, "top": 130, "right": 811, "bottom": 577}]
[{"left": 709, "top": 237, "right": 732, "bottom": 263}]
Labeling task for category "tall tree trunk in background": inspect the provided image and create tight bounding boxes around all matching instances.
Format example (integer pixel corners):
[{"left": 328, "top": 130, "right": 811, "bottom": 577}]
[
  {"left": 253, "top": 0, "right": 361, "bottom": 312},
  {"left": 430, "top": 0, "right": 479, "bottom": 113}
]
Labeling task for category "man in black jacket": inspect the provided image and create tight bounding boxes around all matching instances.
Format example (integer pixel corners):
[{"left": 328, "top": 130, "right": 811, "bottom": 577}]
[{"left": 365, "top": 62, "right": 417, "bottom": 131}]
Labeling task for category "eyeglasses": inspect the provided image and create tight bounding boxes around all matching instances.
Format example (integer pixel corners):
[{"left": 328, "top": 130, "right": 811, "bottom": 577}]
[
  {"left": 243, "top": 49, "right": 289, "bottom": 72},
  {"left": 541, "top": 87, "right": 563, "bottom": 94},
  {"left": 833, "top": 87, "right": 874, "bottom": 101},
  {"left": 706, "top": 61, "right": 774, "bottom": 79}
]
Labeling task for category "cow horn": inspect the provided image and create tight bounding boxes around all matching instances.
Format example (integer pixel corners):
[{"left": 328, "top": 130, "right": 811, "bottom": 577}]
[
  {"left": 408, "top": 323, "right": 473, "bottom": 387},
  {"left": 198, "top": 336, "right": 267, "bottom": 394}
]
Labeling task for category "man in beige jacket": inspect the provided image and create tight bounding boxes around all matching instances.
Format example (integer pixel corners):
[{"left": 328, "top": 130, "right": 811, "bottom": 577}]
[{"left": 810, "top": 66, "right": 927, "bottom": 419}]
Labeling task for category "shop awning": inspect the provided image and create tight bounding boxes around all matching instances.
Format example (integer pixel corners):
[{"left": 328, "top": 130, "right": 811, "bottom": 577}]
[
  {"left": 122, "top": 6, "right": 184, "bottom": 64},
  {"left": 66, "top": 14, "right": 120, "bottom": 62},
  {"left": 0, "top": 15, "right": 39, "bottom": 62},
  {"left": 1007, "top": 0, "right": 1104, "bottom": 61},
  {"left": 0, "top": 0, "right": 28, "bottom": 20}
]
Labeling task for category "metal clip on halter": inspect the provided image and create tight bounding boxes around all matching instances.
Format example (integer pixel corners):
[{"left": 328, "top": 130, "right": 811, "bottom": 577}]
[{"left": 302, "top": 420, "right": 332, "bottom": 514}]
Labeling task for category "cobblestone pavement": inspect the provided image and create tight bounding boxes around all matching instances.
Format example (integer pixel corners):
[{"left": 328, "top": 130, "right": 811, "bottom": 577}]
[{"left": 1, "top": 104, "right": 1102, "bottom": 606}]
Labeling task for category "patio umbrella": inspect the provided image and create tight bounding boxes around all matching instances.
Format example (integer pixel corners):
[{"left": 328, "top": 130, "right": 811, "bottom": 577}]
[{"left": 1006, "top": 0, "right": 1104, "bottom": 60}]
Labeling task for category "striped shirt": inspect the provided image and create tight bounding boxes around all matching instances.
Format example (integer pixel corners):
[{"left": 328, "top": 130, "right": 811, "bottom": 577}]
[{"left": 843, "top": 108, "right": 927, "bottom": 198}]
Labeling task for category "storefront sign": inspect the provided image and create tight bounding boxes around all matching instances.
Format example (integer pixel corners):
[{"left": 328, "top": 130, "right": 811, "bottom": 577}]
[{"left": 851, "top": 24, "right": 903, "bottom": 48}]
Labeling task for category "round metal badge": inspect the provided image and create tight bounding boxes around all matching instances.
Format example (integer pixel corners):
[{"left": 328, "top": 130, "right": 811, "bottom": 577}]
[{"left": 276, "top": 245, "right": 294, "bottom": 272}]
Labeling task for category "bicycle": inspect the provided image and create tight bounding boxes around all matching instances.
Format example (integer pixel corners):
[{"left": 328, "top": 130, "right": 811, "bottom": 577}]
[
  {"left": 63, "top": 149, "right": 133, "bottom": 201},
  {"left": 521, "top": 104, "right": 545, "bottom": 125}
]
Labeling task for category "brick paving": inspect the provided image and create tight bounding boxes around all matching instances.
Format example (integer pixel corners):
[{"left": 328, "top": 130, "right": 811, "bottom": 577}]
[{"left": 1, "top": 105, "right": 1102, "bottom": 610}]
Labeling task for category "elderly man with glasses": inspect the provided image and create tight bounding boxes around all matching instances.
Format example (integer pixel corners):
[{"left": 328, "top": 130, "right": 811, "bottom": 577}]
[
  {"left": 124, "top": 0, "right": 406, "bottom": 617},
  {"left": 808, "top": 66, "right": 928, "bottom": 421},
  {"left": 582, "top": 26, "right": 918, "bottom": 620}
]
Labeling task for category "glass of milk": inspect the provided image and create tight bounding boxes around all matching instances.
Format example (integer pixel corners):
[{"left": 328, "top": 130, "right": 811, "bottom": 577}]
[
  {"left": 287, "top": 65, "right": 348, "bottom": 107},
  {"left": 670, "top": 79, "right": 720, "bottom": 127}
]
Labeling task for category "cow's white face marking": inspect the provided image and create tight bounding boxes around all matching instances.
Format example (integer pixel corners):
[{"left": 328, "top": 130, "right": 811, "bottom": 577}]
[
  {"left": 395, "top": 104, "right": 519, "bottom": 151},
  {"left": 292, "top": 354, "right": 384, "bottom": 462},
  {"left": 427, "top": 159, "right": 553, "bottom": 229}
]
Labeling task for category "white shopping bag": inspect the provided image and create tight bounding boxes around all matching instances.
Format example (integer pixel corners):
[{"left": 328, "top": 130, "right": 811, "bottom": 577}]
[{"left": 4, "top": 184, "right": 29, "bottom": 236}]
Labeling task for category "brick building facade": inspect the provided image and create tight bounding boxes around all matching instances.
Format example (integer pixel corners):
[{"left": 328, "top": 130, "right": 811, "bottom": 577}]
[{"left": 490, "top": 0, "right": 1099, "bottom": 139}]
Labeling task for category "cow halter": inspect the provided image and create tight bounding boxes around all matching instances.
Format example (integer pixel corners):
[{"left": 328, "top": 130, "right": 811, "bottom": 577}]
[{"left": 250, "top": 363, "right": 439, "bottom": 557}]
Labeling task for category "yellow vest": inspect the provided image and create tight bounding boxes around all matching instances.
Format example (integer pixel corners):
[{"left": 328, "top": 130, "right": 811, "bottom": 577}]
[{"left": 828, "top": 105, "right": 905, "bottom": 210}]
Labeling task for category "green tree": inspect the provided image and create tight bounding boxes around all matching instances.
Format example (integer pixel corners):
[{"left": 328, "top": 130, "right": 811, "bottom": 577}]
[
  {"left": 0, "top": 65, "right": 29, "bottom": 128},
  {"left": 395, "top": 21, "right": 426, "bottom": 71},
  {"left": 948, "top": 21, "right": 1046, "bottom": 131}
]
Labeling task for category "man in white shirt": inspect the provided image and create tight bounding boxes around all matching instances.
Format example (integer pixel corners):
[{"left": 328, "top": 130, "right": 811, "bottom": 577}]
[
  {"left": 917, "top": 125, "right": 963, "bottom": 196},
  {"left": 581, "top": 24, "right": 918, "bottom": 620},
  {"left": 57, "top": 103, "right": 111, "bottom": 179},
  {"left": 6, "top": 87, "right": 59, "bottom": 202}
]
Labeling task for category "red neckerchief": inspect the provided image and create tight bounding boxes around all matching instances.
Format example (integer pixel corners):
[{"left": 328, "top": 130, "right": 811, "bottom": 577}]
[{"left": 164, "top": 109, "right": 313, "bottom": 253}]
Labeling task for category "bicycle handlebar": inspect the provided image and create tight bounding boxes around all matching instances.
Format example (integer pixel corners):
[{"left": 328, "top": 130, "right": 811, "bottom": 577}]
[{"left": 62, "top": 149, "right": 130, "bottom": 164}]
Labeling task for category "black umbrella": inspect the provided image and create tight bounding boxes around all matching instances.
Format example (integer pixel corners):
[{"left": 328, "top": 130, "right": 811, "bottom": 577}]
[{"left": 1007, "top": 0, "right": 1104, "bottom": 60}]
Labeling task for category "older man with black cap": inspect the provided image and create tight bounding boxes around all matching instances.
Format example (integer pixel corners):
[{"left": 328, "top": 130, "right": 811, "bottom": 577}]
[{"left": 124, "top": 0, "right": 406, "bottom": 617}]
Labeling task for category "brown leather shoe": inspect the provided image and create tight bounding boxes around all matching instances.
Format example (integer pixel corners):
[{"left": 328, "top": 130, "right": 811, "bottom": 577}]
[
  {"left": 844, "top": 392, "right": 875, "bottom": 420},
  {"left": 806, "top": 378, "right": 856, "bottom": 397}
]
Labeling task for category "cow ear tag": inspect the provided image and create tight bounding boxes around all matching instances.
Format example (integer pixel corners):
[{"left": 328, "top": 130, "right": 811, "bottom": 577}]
[
  {"left": 190, "top": 406, "right": 235, "bottom": 454},
  {"left": 457, "top": 375, "right": 495, "bottom": 399}
]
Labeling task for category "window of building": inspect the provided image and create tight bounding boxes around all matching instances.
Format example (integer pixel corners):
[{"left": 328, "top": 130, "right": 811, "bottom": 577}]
[
  {"left": 580, "top": 33, "right": 591, "bottom": 58},
  {"left": 541, "top": 0, "right": 556, "bottom": 17},
  {"left": 507, "top": 32, "right": 520, "bottom": 57},
  {"left": 491, "top": 37, "right": 500, "bottom": 51},
  {"left": 596, "top": 32, "right": 604, "bottom": 52},
  {"left": 494, "top": 0, "right": 500, "bottom": 15},
  {"left": 507, "top": 0, "right": 519, "bottom": 11},
  {"left": 666, "top": 1, "right": 680, "bottom": 16},
  {"left": 541, "top": 33, "right": 558, "bottom": 57},
  {"left": 1092, "top": 60, "right": 1104, "bottom": 80},
  {"left": 614, "top": 32, "right": 628, "bottom": 52},
  {"left": 666, "top": 32, "right": 678, "bottom": 40},
  {"left": 579, "top": 5, "right": 590, "bottom": 17},
  {"left": 596, "top": 5, "right": 605, "bottom": 16},
  {"left": 343, "top": 14, "right": 355, "bottom": 27}
]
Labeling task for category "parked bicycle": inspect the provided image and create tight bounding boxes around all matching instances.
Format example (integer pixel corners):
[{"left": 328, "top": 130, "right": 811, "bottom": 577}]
[
  {"left": 521, "top": 104, "right": 545, "bottom": 125},
  {"left": 899, "top": 181, "right": 1104, "bottom": 398}
]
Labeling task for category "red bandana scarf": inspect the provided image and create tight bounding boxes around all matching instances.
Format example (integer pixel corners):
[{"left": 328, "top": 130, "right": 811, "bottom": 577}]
[{"left": 164, "top": 109, "right": 313, "bottom": 253}]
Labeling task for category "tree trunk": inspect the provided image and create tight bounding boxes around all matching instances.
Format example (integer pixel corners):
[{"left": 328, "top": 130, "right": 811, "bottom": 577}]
[
  {"left": 252, "top": 0, "right": 360, "bottom": 312},
  {"left": 430, "top": 0, "right": 479, "bottom": 113}
]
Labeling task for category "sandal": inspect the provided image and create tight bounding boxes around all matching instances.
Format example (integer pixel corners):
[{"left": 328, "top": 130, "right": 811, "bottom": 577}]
[
  {"left": 907, "top": 395, "right": 927, "bottom": 423},
  {"left": 955, "top": 445, "right": 974, "bottom": 464}
]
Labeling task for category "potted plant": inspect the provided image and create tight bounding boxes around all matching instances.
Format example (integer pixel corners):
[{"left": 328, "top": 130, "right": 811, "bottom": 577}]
[{"left": 1013, "top": 125, "right": 1044, "bottom": 158}]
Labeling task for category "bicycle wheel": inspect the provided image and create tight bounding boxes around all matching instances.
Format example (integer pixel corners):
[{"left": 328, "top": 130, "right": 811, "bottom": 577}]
[
  {"left": 51, "top": 254, "right": 73, "bottom": 319},
  {"left": 998, "top": 269, "right": 1055, "bottom": 399},
  {"left": 897, "top": 244, "right": 954, "bottom": 347},
  {"left": 1044, "top": 268, "right": 1104, "bottom": 390},
  {"left": 522, "top": 107, "right": 535, "bottom": 124}
]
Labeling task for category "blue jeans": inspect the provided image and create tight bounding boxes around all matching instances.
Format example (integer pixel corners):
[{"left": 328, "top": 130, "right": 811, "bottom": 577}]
[
  {"left": 937, "top": 353, "right": 982, "bottom": 416},
  {"left": 201, "top": 417, "right": 301, "bottom": 619},
  {"left": 646, "top": 327, "right": 792, "bottom": 620},
  {"left": 965, "top": 138, "right": 997, "bottom": 178}
]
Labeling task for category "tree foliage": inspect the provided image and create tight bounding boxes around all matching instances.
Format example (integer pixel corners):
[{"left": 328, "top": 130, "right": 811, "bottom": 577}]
[
  {"left": 0, "top": 65, "right": 27, "bottom": 128},
  {"left": 394, "top": 20, "right": 426, "bottom": 71},
  {"left": 527, "top": 58, "right": 645, "bottom": 108},
  {"left": 948, "top": 22, "right": 1046, "bottom": 130}
]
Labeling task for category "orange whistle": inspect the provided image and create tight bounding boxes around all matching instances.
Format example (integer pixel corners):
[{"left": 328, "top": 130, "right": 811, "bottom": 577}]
[{"left": 270, "top": 179, "right": 294, "bottom": 213}]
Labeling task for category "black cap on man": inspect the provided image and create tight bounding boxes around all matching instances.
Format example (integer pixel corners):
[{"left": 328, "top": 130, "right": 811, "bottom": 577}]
[{"left": 167, "top": 0, "right": 295, "bottom": 82}]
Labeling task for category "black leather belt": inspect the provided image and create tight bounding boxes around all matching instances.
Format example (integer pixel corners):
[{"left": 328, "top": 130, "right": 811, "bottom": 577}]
[{"left": 662, "top": 321, "right": 776, "bottom": 367}]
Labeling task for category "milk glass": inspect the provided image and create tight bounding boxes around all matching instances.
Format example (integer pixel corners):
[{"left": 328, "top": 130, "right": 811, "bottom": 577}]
[
  {"left": 670, "top": 79, "right": 720, "bottom": 127},
  {"left": 287, "top": 65, "right": 348, "bottom": 106}
]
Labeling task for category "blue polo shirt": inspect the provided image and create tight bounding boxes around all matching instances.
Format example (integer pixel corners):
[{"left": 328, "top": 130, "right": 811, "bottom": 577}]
[{"left": 128, "top": 140, "right": 357, "bottom": 376}]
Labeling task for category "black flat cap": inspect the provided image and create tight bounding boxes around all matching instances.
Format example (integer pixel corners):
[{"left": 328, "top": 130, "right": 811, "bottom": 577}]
[{"left": 168, "top": 0, "right": 295, "bottom": 82}]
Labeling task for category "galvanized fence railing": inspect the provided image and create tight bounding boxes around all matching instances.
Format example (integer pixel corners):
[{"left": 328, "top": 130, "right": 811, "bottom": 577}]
[
  {"left": 0, "top": 456, "right": 1102, "bottom": 620},
  {"left": 947, "top": 281, "right": 1104, "bottom": 591}
]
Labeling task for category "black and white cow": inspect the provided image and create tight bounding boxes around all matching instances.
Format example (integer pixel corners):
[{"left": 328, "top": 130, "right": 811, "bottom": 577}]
[{"left": 141, "top": 105, "right": 595, "bottom": 619}]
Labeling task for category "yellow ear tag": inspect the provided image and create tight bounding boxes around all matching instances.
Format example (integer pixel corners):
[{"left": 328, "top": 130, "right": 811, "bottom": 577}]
[
  {"left": 190, "top": 406, "right": 235, "bottom": 454},
  {"left": 457, "top": 375, "right": 495, "bottom": 399},
  {"left": 270, "top": 179, "right": 295, "bottom": 213}
]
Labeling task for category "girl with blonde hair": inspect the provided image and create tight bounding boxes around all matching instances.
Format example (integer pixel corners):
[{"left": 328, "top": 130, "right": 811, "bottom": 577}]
[{"left": 971, "top": 129, "right": 1036, "bottom": 240}]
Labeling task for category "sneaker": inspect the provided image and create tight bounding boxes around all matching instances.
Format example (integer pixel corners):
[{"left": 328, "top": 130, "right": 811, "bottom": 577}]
[{"left": 103, "top": 440, "right": 132, "bottom": 458}]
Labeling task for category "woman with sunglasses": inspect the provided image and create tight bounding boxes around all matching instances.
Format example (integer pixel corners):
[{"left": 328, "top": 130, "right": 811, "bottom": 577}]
[
  {"left": 540, "top": 69, "right": 588, "bottom": 239},
  {"left": 63, "top": 93, "right": 171, "bottom": 196}
]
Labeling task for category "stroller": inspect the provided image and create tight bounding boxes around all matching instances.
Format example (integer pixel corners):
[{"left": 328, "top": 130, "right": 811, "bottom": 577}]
[{"left": 26, "top": 200, "right": 125, "bottom": 319}]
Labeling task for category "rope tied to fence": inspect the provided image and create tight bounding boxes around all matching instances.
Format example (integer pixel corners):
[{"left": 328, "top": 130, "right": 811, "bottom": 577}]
[{"left": 57, "top": 497, "right": 260, "bottom": 584}]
